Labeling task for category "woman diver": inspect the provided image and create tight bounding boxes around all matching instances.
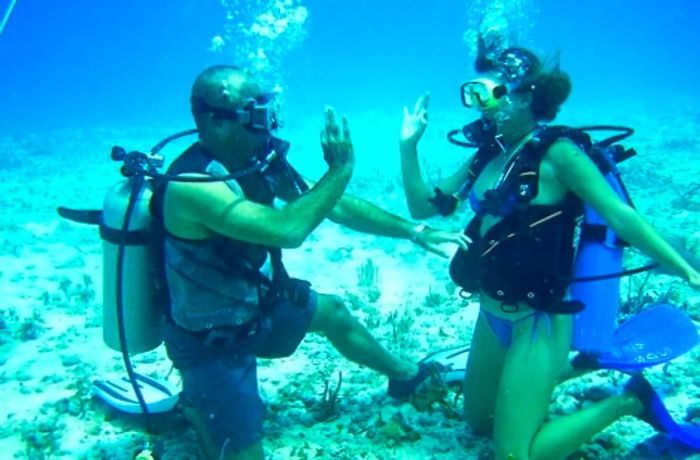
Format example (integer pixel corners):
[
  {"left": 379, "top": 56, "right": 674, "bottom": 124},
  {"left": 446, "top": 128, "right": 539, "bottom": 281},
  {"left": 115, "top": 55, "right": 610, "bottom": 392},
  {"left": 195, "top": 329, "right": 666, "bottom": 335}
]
[{"left": 398, "top": 37, "right": 700, "bottom": 460}]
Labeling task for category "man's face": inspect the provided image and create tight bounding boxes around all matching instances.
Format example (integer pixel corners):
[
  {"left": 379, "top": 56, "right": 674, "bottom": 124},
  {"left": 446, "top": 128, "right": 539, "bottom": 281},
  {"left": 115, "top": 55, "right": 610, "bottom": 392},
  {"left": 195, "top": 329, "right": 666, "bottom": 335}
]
[{"left": 209, "top": 75, "right": 273, "bottom": 157}]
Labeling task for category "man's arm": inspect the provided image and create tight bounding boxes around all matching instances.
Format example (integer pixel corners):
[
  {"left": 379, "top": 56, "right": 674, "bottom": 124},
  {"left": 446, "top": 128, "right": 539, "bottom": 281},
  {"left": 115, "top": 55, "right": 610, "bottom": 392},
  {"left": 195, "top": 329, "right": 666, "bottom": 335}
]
[
  {"left": 327, "top": 193, "right": 416, "bottom": 238},
  {"left": 327, "top": 193, "right": 470, "bottom": 257},
  {"left": 278, "top": 176, "right": 469, "bottom": 256},
  {"left": 166, "top": 164, "right": 352, "bottom": 248},
  {"left": 166, "top": 107, "right": 355, "bottom": 249},
  {"left": 278, "top": 174, "right": 417, "bottom": 239}
]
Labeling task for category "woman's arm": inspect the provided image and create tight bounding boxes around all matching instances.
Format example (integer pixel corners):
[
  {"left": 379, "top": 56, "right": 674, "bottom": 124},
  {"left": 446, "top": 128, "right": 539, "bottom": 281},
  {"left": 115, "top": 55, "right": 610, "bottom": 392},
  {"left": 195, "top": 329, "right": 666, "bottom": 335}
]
[
  {"left": 399, "top": 94, "right": 473, "bottom": 219},
  {"left": 547, "top": 139, "right": 699, "bottom": 284}
]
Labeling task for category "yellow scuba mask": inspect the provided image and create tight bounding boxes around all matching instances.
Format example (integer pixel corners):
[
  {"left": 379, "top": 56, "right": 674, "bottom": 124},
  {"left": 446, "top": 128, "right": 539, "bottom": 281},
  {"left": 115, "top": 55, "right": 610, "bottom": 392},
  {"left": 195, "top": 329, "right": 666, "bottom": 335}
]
[{"left": 460, "top": 78, "right": 508, "bottom": 111}]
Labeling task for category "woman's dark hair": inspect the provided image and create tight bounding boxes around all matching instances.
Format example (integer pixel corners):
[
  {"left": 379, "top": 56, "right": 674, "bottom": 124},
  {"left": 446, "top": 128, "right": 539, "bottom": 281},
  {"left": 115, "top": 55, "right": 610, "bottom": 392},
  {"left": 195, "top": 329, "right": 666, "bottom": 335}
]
[
  {"left": 510, "top": 49, "right": 571, "bottom": 122},
  {"left": 523, "top": 65, "right": 571, "bottom": 121}
]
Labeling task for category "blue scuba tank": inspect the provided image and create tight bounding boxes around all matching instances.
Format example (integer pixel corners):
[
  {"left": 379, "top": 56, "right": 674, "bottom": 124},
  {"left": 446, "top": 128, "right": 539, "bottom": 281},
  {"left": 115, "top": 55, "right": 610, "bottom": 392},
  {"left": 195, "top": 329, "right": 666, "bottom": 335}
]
[{"left": 571, "top": 147, "right": 631, "bottom": 353}]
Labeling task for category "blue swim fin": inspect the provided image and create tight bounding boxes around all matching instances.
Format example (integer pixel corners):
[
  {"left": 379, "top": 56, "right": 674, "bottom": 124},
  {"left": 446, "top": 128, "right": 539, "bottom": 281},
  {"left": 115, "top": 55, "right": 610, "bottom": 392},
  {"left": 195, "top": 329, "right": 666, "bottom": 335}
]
[
  {"left": 572, "top": 304, "right": 699, "bottom": 372},
  {"left": 626, "top": 374, "right": 700, "bottom": 450}
]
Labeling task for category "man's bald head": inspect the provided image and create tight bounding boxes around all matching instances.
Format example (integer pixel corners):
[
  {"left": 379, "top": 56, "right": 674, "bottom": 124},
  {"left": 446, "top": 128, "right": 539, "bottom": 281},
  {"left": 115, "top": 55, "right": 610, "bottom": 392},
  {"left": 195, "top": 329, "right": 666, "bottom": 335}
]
[{"left": 190, "top": 66, "right": 262, "bottom": 129}]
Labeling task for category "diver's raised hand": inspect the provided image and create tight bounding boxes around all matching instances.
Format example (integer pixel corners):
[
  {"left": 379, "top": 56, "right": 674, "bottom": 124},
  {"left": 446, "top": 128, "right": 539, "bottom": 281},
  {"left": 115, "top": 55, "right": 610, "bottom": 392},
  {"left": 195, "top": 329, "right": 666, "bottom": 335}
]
[
  {"left": 400, "top": 93, "right": 430, "bottom": 146},
  {"left": 412, "top": 226, "right": 471, "bottom": 258},
  {"left": 321, "top": 106, "right": 354, "bottom": 170}
]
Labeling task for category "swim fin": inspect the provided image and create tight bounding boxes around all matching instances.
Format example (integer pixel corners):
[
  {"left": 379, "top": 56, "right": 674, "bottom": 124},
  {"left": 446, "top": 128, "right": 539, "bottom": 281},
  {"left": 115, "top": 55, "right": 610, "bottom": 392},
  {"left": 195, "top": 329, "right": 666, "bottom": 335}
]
[
  {"left": 572, "top": 304, "right": 699, "bottom": 372},
  {"left": 421, "top": 345, "right": 470, "bottom": 384},
  {"left": 93, "top": 372, "right": 180, "bottom": 414},
  {"left": 625, "top": 374, "right": 700, "bottom": 450}
]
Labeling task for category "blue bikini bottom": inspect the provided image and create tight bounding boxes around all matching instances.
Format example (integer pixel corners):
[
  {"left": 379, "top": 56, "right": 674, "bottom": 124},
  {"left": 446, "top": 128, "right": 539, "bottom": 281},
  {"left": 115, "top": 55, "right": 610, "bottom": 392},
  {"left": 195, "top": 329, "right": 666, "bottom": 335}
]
[{"left": 481, "top": 309, "right": 553, "bottom": 347}]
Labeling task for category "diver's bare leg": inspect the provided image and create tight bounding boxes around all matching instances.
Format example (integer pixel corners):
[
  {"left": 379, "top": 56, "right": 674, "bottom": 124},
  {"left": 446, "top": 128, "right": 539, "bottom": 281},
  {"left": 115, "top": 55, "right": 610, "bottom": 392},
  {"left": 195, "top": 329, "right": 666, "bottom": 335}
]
[{"left": 309, "top": 293, "right": 417, "bottom": 379}]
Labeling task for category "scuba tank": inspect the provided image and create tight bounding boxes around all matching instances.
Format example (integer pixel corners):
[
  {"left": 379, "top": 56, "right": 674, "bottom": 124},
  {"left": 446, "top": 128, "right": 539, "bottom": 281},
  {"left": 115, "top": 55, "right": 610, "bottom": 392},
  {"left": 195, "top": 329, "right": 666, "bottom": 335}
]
[
  {"left": 564, "top": 128, "right": 655, "bottom": 353},
  {"left": 57, "top": 151, "right": 167, "bottom": 356},
  {"left": 57, "top": 130, "right": 196, "bottom": 424},
  {"left": 569, "top": 135, "right": 633, "bottom": 353},
  {"left": 101, "top": 177, "right": 163, "bottom": 353}
]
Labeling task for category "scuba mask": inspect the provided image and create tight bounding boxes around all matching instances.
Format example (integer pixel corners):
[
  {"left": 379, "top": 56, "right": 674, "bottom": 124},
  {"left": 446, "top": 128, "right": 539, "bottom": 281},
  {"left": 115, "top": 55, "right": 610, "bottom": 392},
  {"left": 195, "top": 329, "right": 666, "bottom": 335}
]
[
  {"left": 460, "top": 78, "right": 508, "bottom": 110},
  {"left": 461, "top": 47, "right": 538, "bottom": 111},
  {"left": 191, "top": 93, "right": 281, "bottom": 133}
]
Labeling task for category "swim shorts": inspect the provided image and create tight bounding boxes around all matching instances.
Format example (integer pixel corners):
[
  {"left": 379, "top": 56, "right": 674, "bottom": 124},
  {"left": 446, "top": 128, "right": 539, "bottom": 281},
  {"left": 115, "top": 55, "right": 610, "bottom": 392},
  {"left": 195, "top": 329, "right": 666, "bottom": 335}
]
[{"left": 164, "top": 284, "right": 317, "bottom": 455}]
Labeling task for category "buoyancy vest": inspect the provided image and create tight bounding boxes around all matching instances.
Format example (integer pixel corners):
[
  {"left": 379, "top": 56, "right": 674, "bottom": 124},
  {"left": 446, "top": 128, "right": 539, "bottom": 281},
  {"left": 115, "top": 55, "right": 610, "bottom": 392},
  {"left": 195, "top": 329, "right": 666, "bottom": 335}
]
[
  {"left": 443, "top": 125, "right": 636, "bottom": 314},
  {"left": 151, "top": 143, "right": 287, "bottom": 332}
]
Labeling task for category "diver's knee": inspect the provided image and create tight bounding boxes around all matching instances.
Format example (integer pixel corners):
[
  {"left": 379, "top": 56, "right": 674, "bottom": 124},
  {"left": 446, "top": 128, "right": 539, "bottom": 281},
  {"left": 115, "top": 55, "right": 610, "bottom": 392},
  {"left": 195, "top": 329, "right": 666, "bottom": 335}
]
[{"left": 316, "top": 295, "right": 353, "bottom": 333}]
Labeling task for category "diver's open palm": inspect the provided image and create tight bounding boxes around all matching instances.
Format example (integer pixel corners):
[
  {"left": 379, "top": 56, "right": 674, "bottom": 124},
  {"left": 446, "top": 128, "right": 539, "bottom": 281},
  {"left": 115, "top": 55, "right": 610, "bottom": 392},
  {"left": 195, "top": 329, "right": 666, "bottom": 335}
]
[
  {"left": 401, "top": 93, "right": 430, "bottom": 145},
  {"left": 414, "top": 228, "right": 470, "bottom": 258},
  {"left": 321, "top": 106, "right": 354, "bottom": 170}
]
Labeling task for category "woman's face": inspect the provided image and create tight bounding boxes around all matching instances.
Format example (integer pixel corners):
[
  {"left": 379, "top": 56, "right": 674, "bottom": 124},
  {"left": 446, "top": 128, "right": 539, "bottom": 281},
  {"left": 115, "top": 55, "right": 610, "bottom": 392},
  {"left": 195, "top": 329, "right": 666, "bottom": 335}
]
[
  {"left": 462, "top": 75, "right": 528, "bottom": 123},
  {"left": 461, "top": 68, "right": 536, "bottom": 137},
  {"left": 490, "top": 90, "right": 532, "bottom": 128}
]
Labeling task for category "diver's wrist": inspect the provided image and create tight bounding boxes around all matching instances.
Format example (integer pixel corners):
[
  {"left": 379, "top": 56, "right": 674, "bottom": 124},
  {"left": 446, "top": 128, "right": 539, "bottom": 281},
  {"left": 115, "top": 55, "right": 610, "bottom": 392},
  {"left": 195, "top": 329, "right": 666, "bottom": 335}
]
[
  {"left": 410, "top": 223, "right": 430, "bottom": 242},
  {"left": 399, "top": 137, "right": 420, "bottom": 152}
]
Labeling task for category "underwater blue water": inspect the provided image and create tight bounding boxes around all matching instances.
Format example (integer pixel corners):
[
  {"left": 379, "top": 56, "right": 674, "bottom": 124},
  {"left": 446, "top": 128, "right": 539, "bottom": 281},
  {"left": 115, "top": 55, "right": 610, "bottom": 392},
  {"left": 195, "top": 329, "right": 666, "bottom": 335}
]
[
  {"left": 1, "top": 2, "right": 699, "bottom": 458},
  {"left": 1, "top": 0, "right": 699, "bottom": 135}
]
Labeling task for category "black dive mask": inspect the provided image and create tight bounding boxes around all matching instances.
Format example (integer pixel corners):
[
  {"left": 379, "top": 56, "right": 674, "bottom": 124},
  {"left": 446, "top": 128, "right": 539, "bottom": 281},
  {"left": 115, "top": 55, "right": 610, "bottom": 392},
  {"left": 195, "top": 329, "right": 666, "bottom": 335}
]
[{"left": 191, "top": 93, "right": 281, "bottom": 133}]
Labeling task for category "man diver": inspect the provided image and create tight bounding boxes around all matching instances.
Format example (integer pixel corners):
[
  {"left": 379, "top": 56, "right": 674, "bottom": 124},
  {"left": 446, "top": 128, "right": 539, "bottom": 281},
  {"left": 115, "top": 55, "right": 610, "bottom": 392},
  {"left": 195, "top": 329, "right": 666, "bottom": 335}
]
[{"left": 154, "top": 65, "right": 469, "bottom": 460}]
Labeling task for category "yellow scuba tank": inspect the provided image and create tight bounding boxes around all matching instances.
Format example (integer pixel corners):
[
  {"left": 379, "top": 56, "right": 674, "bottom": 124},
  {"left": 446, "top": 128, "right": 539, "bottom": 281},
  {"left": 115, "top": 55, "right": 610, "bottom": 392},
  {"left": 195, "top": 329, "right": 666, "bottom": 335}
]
[{"left": 101, "top": 178, "right": 164, "bottom": 353}]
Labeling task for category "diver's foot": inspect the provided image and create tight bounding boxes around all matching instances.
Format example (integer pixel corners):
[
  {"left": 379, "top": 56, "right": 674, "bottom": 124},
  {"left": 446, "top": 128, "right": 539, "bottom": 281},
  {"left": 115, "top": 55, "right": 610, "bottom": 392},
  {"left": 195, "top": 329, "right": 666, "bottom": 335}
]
[
  {"left": 624, "top": 374, "right": 700, "bottom": 451},
  {"left": 624, "top": 374, "right": 672, "bottom": 432},
  {"left": 388, "top": 361, "right": 445, "bottom": 399}
]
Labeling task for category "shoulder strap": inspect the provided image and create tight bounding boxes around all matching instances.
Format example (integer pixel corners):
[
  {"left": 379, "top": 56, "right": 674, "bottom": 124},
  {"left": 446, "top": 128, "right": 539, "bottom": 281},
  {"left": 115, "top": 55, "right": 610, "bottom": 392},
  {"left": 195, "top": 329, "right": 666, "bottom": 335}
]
[
  {"left": 456, "top": 144, "right": 500, "bottom": 200},
  {"left": 529, "top": 126, "right": 592, "bottom": 161},
  {"left": 430, "top": 143, "right": 499, "bottom": 216},
  {"left": 507, "top": 126, "right": 593, "bottom": 210}
]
